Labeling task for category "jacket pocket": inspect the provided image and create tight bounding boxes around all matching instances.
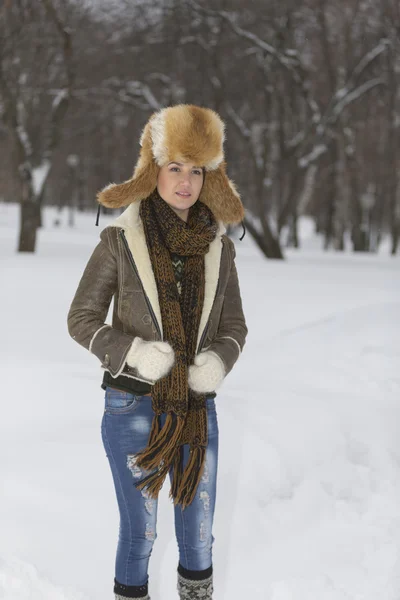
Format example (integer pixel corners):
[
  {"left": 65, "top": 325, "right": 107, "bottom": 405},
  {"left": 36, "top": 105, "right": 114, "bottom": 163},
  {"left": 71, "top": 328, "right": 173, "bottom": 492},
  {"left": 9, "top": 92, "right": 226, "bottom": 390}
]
[{"left": 104, "top": 387, "right": 141, "bottom": 415}]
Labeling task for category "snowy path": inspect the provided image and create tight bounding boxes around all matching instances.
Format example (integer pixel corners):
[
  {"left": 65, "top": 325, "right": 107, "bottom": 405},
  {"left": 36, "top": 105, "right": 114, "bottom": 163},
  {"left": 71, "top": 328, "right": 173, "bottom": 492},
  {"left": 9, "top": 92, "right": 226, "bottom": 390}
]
[{"left": 1, "top": 204, "right": 400, "bottom": 599}]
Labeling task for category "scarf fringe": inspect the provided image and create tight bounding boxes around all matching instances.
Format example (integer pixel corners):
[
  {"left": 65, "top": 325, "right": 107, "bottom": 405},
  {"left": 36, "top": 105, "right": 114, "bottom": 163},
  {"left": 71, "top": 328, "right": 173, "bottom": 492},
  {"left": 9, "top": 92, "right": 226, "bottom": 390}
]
[
  {"left": 173, "top": 445, "right": 206, "bottom": 509},
  {"left": 147, "top": 413, "right": 161, "bottom": 448},
  {"left": 170, "top": 445, "right": 184, "bottom": 500},
  {"left": 135, "top": 413, "right": 185, "bottom": 473},
  {"left": 135, "top": 432, "right": 207, "bottom": 509},
  {"left": 134, "top": 462, "right": 170, "bottom": 498}
]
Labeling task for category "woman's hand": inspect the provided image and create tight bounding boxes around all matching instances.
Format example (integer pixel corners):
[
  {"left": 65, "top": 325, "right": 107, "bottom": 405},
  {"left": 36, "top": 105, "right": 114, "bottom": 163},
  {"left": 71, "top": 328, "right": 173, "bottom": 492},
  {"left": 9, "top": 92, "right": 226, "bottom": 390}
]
[
  {"left": 188, "top": 350, "right": 226, "bottom": 393},
  {"left": 126, "top": 337, "right": 175, "bottom": 382}
]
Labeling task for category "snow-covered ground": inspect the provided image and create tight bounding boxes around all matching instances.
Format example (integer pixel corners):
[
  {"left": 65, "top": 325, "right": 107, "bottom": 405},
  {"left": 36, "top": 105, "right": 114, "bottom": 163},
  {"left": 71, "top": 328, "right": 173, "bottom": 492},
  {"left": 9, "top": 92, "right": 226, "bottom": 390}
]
[{"left": 1, "top": 202, "right": 400, "bottom": 600}]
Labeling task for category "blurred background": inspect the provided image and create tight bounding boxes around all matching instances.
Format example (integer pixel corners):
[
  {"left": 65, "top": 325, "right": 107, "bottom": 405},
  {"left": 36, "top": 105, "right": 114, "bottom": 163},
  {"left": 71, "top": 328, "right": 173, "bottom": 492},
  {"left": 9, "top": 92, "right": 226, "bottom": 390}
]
[
  {"left": 1, "top": 2, "right": 400, "bottom": 600},
  {"left": 1, "top": 0, "right": 399, "bottom": 257}
]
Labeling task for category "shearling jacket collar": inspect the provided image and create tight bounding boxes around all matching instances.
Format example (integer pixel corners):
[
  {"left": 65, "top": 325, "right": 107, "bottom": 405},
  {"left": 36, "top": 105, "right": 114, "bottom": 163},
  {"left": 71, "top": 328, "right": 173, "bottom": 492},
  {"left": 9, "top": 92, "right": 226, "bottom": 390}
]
[{"left": 107, "top": 200, "right": 226, "bottom": 352}]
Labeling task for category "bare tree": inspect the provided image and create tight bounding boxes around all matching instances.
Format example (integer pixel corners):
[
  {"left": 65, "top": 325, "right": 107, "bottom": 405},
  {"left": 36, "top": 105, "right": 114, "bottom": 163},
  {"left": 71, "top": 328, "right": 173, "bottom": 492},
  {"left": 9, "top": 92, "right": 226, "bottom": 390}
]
[
  {"left": 0, "top": 0, "right": 397, "bottom": 256},
  {"left": 379, "top": 0, "right": 400, "bottom": 255},
  {"left": 0, "top": 0, "right": 73, "bottom": 252}
]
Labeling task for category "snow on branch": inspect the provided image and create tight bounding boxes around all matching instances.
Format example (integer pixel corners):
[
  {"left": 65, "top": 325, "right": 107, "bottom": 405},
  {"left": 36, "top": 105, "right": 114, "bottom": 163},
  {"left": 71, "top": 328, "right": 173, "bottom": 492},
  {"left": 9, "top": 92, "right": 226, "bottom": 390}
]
[
  {"left": 179, "top": 34, "right": 209, "bottom": 51},
  {"left": 52, "top": 88, "right": 68, "bottom": 110},
  {"left": 16, "top": 101, "right": 33, "bottom": 158},
  {"left": 125, "top": 80, "right": 161, "bottom": 110},
  {"left": 348, "top": 39, "right": 389, "bottom": 87},
  {"left": 328, "top": 77, "right": 386, "bottom": 124},
  {"left": 295, "top": 75, "right": 385, "bottom": 170},
  {"left": 225, "top": 103, "right": 251, "bottom": 139},
  {"left": 16, "top": 124, "right": 32, "bottom": 158},
  {"left": 298, "top": 144, "right": 327, "bottom": 168},
  {"left": 295, "top": 43, "right": 388, "bottom": 160},
  {"left": 187, "top": 0, "right": 297, "bottom": 68},
  {"left": 319, "top": 40, "right": 389, "bottom": 131},
  {"left": 187, "top": 0, "right": 321, "bottom": 125},
  {"left": 32, "top": 160, "right": 51, "bottom": 196},
  {"left": 287, "top": 130, "right": 306, "bottom": 149},
  {"left": 41, "top": 0, "right": 74, "bottom": 89},
  {"left": 37, "top": 1, "right": 74, "bottom": 163},
  {"left": 73, "top": 80, "right": 162, "bottom": 111}
]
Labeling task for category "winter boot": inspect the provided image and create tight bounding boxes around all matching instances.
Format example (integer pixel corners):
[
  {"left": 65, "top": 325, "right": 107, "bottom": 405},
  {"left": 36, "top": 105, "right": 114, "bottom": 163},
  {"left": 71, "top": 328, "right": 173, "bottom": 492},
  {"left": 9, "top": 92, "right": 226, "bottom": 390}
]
[
  {"left": 115, "top": 596, "right": 150, "bottom": 600},
  {"left": 114, "top": 579, "right": 150, "bottom": 600},
  {"left": 115, "top": 596, "right": 149, "bottom": 600},
  {"left": 177, "top": 564, "right": 213, "bottom": 599}
]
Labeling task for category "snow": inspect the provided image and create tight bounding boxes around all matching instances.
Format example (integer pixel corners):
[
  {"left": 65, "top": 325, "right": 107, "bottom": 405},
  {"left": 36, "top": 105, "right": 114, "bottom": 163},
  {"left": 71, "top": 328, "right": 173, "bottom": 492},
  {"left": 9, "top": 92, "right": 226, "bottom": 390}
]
[
  {"left": 298, "top": 143, "right": 327, "bottom": 168},
  {"left": 16, "top": 99, "right": 32, "bottom": 158},
  {"left": 1, "top": 202, "right": 400, "bottom": 600},
  {"left": 32, "top": 160, "right": 51, "bottom": 196},
  {"left": 0, "top": 556, "right": 86, "bottom": 600},
  {"left": 330, "top": 78, "right": 385, "bottom": 122},
  {"left": 52, "top": 89, "right": 69, "bottom": 111}
]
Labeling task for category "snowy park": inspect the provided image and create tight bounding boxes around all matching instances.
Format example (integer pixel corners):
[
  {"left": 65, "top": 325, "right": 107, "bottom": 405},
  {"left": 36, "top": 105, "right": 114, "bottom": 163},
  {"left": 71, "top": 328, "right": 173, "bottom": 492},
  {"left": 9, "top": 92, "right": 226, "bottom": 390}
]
[
  {"left": 1, "top": 2, "right": 400, "bottom": 598},
  {"left": 1, "top": 203, "right": 400, "bottom": 600}
]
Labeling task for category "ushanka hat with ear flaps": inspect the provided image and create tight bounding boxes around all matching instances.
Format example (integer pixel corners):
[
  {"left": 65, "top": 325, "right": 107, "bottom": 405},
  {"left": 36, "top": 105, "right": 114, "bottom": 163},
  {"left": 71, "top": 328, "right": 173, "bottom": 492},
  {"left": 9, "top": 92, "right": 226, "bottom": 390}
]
[{"left": 96, "top": 104, "right": 245, "bottom": 226}]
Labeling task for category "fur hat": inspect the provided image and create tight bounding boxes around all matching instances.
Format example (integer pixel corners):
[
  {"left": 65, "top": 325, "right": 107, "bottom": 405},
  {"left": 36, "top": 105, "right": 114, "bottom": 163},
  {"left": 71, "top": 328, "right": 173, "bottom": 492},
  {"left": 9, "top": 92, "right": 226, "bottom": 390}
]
[{"left": 96, "top": 104, "right": 244, "bottom": 225}]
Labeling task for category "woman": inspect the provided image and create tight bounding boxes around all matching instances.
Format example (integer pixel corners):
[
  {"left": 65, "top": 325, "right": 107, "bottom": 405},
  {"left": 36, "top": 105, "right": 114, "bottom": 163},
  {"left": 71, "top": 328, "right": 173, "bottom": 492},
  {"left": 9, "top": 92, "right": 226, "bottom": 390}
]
[{"left": 67, "top": 104, "right": 247, "bottom": 600}]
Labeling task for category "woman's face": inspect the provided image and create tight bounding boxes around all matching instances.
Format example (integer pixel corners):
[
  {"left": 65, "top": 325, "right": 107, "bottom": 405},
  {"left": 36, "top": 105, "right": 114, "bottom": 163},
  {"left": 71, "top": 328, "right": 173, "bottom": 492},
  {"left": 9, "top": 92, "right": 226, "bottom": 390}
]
[{"left": 157, "top": 161, "right": 204, "bottom": 222}]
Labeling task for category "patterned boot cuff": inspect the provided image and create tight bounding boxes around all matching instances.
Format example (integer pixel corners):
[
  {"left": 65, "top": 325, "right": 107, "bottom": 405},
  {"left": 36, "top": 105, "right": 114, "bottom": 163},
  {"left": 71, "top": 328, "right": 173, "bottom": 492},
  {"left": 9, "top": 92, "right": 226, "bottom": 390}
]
[
  {"left": 114, "top": 577, "right": 149, "bottom": 599},
  {"left": 177, "top": 572, "right": 213, "bottom": 599}
]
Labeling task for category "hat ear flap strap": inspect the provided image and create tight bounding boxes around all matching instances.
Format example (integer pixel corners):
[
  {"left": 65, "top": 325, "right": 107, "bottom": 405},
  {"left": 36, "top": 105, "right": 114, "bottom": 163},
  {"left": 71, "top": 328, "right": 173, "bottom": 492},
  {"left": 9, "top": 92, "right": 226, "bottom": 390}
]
[{"left": 95, "top": 203, "right": 101, "bottom": 226}]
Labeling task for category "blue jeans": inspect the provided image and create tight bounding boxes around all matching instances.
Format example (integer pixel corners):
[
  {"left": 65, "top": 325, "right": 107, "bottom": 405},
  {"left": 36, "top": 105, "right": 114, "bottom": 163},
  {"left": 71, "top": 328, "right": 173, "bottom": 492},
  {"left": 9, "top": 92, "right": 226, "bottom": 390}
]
[{"left": 101, "top": 387, "right": 219, "bottom": 587}]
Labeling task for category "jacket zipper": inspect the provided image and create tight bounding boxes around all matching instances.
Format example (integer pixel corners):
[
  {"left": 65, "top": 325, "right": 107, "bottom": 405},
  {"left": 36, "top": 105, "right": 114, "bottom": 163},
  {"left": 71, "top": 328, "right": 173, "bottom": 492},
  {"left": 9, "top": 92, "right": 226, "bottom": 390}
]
[{"left": 119, "top": 230, "right": 163, "bottom": 340}]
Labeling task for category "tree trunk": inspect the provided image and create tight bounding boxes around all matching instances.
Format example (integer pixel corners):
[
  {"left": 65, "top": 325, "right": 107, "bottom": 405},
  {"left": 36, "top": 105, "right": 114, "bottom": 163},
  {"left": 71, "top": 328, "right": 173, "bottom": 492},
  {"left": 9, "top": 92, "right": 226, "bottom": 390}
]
[
  {"left": 346, "top": 143, "right": 365, "bottom": 252},
  {"left": 286, "top": 212, "right": 299, "bottom": 248},
  {"left": 352, "top": 218, "right": 369, "bottom": 252},
  {"left": 244, "top": 217, "right": 284, "bottom": 259},
  {"left": 323, "top": 165, "right": 336, "bottom": 250},
  {"left": 391, "top": 218, "right": 399, "bottom": 255},
  {"left": 18, "top": 200, "right": 40, "bottom": 252},
  {"left": 333, "top": 134, "right": 349, "bottom": 251}
]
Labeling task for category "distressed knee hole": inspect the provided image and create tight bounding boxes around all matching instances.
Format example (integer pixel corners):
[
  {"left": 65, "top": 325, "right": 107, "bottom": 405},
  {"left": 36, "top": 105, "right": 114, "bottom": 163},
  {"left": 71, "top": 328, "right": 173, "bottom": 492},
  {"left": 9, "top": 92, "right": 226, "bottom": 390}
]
[
  {"left": 141, "top": 488, "right": 155, "bottom": 515},
  {"left": 126, "top": 454, "right": 142, "bottom": 479},
  {"left": 200, "top": 490, "right": 210, "bottom": 514},
  {"left": 145, "top": 522, "right": 155, "bottom": 541},
  {"left": 201, "top": 461, "right": 210, "bottom": 483}
]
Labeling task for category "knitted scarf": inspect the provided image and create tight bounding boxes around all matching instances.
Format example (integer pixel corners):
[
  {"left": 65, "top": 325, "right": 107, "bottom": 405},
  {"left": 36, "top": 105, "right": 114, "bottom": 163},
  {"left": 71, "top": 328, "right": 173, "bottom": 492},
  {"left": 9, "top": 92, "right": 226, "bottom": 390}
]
[{"left": 134, "top": 189, "right": 218, "bottom": 508}]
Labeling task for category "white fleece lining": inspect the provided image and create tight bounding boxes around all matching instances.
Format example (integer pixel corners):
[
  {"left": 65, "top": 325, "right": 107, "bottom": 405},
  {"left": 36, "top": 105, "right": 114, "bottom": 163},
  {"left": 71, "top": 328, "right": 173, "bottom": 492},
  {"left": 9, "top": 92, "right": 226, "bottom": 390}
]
[
  {"left": 219, "top": 336, "right": 242, "bottom": 357},
  {"left": 89, "top": 324, "right": 110, "bottom": 353},
  {"left": 151, "top": 111, "right": 167, "bottom": 166},
  {"left": 108, "top": 201, "right": 163, "bottom": 337},
  {"left": 108, "top": 200, "right": 226, "bottom": 352},
  {"left": 195, "top": 234, "right": 223, "bottom": 352}
]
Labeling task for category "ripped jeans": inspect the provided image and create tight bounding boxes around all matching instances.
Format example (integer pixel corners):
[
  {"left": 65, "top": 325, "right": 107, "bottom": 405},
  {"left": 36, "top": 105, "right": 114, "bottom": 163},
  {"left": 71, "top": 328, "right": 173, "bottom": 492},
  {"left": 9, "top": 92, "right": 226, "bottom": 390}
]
[{"left": 101, "top": 387, "right": 219, "bottom": 588}]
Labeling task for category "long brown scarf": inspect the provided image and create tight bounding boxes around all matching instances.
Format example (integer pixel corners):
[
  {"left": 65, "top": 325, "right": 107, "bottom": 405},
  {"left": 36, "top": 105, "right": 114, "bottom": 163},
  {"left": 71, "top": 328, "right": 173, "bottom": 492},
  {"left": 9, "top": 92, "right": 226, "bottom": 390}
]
[{"left": 134, "top": 189, "right": 218, "bottom": 508}]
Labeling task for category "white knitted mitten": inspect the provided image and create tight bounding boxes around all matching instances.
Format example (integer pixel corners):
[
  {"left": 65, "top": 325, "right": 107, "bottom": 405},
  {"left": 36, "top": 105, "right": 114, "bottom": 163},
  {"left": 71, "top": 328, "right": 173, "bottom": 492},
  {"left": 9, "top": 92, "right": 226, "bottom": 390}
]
[
  {"left": 126, "top": 337, "right": 175, "bottom": 382},
  {"left": 188, "top": 350, "right": 226, "bottom": 393}
]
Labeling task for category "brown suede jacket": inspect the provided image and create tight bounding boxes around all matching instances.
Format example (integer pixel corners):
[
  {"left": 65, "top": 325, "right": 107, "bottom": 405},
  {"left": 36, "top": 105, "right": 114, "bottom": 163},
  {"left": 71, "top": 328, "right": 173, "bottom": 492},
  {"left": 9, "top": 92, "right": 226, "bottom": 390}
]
[{"left": 67, "top": 200, "right": 247, "bottom": 386}]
